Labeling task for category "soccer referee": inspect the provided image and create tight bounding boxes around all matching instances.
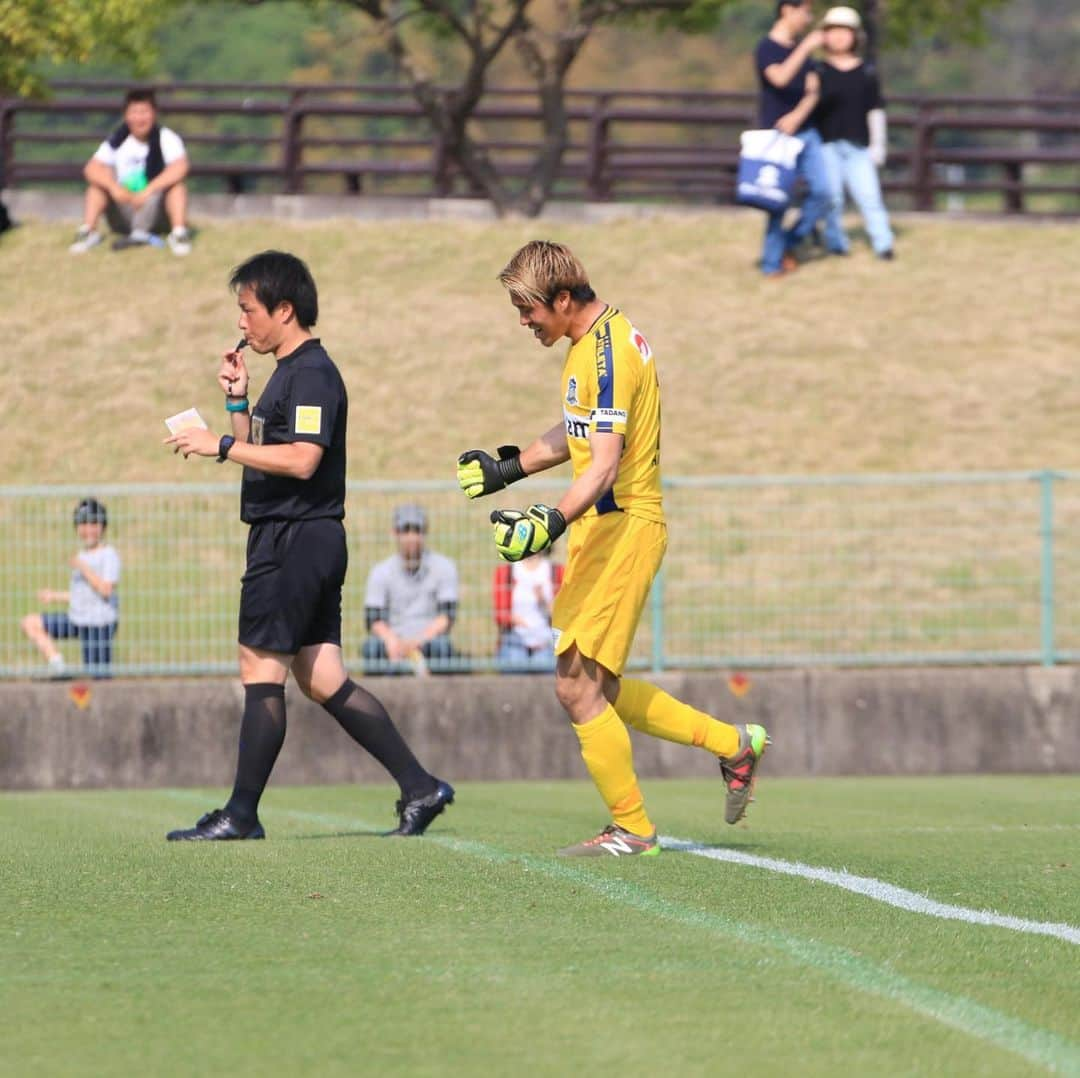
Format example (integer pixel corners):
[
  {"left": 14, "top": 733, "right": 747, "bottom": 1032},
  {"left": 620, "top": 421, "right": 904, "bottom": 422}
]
[
  {"left": 165, "top": 250, "right": 453, "bottom": 840},
  {"left": 458, "top": 241, "right": 769, "bottom": 857}
]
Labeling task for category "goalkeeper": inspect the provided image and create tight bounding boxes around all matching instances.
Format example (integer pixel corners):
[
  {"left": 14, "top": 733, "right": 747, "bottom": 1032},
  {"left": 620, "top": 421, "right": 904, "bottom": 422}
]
[{"left": 457, "top": 240, "right": 770, "bottom": 858}]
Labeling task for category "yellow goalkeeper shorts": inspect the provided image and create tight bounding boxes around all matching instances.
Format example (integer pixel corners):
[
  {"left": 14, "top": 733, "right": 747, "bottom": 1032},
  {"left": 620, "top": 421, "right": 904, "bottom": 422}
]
[{"left": 552, "top": 512, "right": 667, "bottom": 676}]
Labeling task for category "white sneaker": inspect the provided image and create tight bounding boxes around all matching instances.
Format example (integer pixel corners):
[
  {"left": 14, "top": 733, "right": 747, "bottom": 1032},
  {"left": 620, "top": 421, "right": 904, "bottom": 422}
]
[
  {"left": 167, "top": 227, "right": 192, "bottom": 257},
  {"left": 69, "top": 226, "right": 103, "bottom": 254}
]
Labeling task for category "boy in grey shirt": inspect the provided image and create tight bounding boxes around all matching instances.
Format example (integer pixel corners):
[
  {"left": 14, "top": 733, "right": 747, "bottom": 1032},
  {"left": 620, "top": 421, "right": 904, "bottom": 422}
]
[
  {"left": 21, "top": 498, "right": 120, "bottom": 678},
  {"left": 362, "top": 504, "right": 459, "bottom": 673}
]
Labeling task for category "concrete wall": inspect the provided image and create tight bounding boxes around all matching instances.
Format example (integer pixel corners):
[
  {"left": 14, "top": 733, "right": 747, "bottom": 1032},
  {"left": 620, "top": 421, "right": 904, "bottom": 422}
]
[{"left": 3, "top": 666, "right": 1078, "bottom": 791}]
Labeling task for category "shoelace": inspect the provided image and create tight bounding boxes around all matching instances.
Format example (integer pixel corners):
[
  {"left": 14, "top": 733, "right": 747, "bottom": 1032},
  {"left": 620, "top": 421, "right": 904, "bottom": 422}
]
[{"left": 584, "top": 825, "right": 621, "bottom": 845}]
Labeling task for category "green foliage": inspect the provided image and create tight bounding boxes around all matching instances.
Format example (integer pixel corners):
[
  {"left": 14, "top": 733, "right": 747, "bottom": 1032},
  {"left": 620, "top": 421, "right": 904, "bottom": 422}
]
[
  {"left": 878, "top": 0, "right": 1011, "bottom": 47},
  {"left": 0, "top": 0, "right": 169, "bottom": 96},
  {"left": 615, "top": 0, "right": 1006, "bottom": 41}
]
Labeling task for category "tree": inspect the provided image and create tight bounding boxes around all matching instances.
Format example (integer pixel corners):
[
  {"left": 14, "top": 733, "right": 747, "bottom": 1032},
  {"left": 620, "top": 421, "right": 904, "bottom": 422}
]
[
  {"left": 861, "top": 0, "right": 1012, "bottom": 65},
  {"left": 276, "top": 0, "right": 1010, "bottom": 216},
  {"left": 0, "top": 0, "right": 167, "bottom": 97},
  {"left": 265, "top": 0, "right": 734, "bottom": 216},
  {"left": 0, "top": 0, "right": 168, "bottom": 230}
]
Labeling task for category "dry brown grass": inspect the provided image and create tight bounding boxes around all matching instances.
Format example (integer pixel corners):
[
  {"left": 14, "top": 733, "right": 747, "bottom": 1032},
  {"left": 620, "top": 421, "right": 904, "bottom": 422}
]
[{"left": 3, "top": 211, "right": 1079, "bottom": 485}]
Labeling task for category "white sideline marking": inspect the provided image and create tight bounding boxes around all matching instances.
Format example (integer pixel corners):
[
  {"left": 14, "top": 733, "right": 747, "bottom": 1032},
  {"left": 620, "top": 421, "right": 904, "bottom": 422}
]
[
  {"left": 663, "top": 838, "right": 1080, "bottom": 947},
  {"left": 789, "top": 823, "right": 1080, "bottom": 836},
  {"left": 151, "top": 793, "right": 1080, "bottom": 1072}
]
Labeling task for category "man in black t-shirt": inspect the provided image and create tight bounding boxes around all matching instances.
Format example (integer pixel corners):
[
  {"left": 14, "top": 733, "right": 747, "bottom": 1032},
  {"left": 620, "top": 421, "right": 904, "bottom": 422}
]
[
  {"left": 753, "top": 0, "right": 832, "bottom": 277},
  {"left": 164, "top": 250, "right": 453, "bottom": 841}
]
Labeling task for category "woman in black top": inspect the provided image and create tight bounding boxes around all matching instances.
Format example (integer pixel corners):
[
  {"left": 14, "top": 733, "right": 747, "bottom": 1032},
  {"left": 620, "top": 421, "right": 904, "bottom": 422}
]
[{"left": 816, "top": 6, "right": 895, "bottom": 259}]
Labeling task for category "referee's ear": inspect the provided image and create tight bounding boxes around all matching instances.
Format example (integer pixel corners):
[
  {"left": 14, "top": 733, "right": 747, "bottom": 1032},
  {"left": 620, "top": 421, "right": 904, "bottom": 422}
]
[{"left": 274, "top": 300, "right": 296, "bottom": 326}]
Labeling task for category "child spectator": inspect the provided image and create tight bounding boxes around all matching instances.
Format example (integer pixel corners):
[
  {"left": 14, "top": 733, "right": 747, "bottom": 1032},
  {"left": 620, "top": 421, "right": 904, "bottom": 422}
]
[{"left": 21, "top": 498, "right": 120, "bottom": 678}]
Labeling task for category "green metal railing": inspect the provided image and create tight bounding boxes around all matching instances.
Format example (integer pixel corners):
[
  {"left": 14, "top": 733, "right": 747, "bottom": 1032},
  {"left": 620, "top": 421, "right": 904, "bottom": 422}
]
[{"left": 2, "top": 470, "right": 1077, "bottom": 679}]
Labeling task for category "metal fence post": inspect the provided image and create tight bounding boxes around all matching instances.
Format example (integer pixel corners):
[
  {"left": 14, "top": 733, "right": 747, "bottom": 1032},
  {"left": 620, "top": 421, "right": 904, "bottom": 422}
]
[
  {"left": 650, "top": 565, "right": 665, "bottom": 673},
  {"left": 1039, "top": 470, "right": 1057, "bottom": 666}
]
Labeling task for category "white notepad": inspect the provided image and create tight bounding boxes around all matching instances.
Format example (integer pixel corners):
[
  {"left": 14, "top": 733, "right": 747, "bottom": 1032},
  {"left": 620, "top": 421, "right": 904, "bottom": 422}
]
[{"left": 164, "top": 408, "right": 209, "bottom": 434}]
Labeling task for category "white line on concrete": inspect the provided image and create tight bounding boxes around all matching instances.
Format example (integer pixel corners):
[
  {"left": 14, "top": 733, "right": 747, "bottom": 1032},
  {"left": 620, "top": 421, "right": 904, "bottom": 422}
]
[{"left": 662, "top": 837, "right": 1080, "bottom": 947}]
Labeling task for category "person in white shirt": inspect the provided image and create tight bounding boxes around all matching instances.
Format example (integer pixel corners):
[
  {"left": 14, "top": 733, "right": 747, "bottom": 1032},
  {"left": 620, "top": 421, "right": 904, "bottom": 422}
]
[
  {"left": 494, "top": 550, "right": 563, "bottom": 673},
  {"left": 70, "top": 88, "right": 192, "bottom": 257},
  {"left": 20, "top": 498, "right": 121, "bottom": 679}
]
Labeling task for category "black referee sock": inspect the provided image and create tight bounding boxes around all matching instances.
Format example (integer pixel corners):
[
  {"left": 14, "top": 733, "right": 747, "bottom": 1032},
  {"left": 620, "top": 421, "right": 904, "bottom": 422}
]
[
  {"left": 225, "top": 683, "right": 287, "bottom": 824},
  {"left": 322, "top": 680, "right": 436, "bottom": 800}
]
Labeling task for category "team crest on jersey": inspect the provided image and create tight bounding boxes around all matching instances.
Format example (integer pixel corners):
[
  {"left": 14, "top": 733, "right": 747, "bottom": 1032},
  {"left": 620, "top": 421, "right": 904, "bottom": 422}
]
[
  {"left": 566, "top": 376, "right": 579, "bottom": 406},
  {"left": 629, "top": 325, "right": 653, "bottom": 363},
  {"left": 251, "top": 415, "right": 265, "bottom": 445}
]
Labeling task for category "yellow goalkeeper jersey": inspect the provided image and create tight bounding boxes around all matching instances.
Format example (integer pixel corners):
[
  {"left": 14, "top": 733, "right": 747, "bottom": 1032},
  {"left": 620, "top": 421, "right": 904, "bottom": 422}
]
[{"left": 561, "top": 305, "right": 664, "bottom": 524}]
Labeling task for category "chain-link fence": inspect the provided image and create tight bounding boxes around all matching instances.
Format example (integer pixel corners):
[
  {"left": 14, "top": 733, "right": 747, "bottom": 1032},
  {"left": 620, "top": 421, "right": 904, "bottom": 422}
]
[{"left": 3, "top": 472, "right": 1078, "bottom": 679}]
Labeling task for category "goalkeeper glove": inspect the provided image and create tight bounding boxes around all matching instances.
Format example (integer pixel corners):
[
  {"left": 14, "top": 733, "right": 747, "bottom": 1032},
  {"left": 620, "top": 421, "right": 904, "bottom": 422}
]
[
  {"left": 457, "top": 445, "right": 526, "bottom": 500},
  {"left": 490, "top": 505, "right": 567, "bottom": 562}
]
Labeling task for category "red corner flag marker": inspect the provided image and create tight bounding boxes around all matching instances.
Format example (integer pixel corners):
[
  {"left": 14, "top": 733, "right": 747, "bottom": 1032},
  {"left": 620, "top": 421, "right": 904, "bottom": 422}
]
[
  {"left": 68, "top": 683, "right": 92, "bottom": 710},
  {"left": 727, "top": 673, "right": 751, "bottom": 698}
]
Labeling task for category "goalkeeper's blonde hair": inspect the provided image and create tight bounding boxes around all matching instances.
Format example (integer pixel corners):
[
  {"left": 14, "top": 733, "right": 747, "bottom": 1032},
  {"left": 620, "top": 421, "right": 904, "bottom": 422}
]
[{"left": 498, "top": 241, "right": 595, "bottom": 307}]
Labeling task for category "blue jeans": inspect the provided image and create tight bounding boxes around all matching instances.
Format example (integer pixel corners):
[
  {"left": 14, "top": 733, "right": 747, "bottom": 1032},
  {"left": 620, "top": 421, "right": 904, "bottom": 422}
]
[
  {"left": 821, "top": 140, "right": 894, "bottom": 255},
  {"left": 761, "top": 128, "right": 831, "bottom": 275},
  {"left": 495, "top": 630, "right": 556, "bottom": 674}
]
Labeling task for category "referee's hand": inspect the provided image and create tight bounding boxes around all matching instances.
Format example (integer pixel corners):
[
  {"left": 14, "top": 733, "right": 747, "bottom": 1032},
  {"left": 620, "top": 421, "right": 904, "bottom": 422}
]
[
  {"left": 218, "top": 346, "right": 250, "bottom": 399},
  {"left": 165, "top": 427, "right": 219, "bottom": 459}
]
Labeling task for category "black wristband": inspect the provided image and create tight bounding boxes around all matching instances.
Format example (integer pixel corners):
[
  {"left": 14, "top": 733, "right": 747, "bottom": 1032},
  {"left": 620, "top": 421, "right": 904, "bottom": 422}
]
[
  {"left": 496, "top": 454, "right": 527, "bottom": 487},
  {"left": 546, "top": 507, "right": 568, "bottom": 543},
  {"left": 217, "top": 434, "right": 236, "bottom": 463}
]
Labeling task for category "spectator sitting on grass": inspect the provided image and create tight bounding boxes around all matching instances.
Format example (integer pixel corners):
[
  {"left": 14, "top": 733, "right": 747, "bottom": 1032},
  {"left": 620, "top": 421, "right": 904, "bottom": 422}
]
[
  {"left": 69, "top": 88, "right": 192, "bottom": 257},
  {"left": 362, "top": 504, "right": 459, "bottom": 674},
  {"left": 20, "top": 498, "right": 120, "bottom": 679}
]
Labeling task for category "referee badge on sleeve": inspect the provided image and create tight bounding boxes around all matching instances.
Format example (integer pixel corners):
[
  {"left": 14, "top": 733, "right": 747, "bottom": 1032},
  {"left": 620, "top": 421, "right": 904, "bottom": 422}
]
[{"left": 294, "top": 405, "right": 323, "bottom": 435}]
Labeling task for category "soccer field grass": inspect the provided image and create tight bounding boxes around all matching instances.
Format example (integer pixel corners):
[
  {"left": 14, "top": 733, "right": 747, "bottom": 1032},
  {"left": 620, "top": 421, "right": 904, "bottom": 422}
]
[{"left": 4, "top": 777, "right": 1079, "bottom": 1077}]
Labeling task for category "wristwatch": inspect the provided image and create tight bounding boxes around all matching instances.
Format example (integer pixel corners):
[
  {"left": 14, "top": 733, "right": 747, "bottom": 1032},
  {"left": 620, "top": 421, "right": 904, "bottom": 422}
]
[{"left": 217, "top": 434, "right": 236, "bottom": 463}]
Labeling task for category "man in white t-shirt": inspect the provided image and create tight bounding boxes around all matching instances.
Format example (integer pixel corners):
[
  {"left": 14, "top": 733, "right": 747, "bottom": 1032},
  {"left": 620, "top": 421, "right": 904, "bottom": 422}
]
[
  {"left": 70, "top": 88, "right": 192, "bottom": 257},
  {"left": 20, "top": 498, "right": 121, "bottom": 679}
]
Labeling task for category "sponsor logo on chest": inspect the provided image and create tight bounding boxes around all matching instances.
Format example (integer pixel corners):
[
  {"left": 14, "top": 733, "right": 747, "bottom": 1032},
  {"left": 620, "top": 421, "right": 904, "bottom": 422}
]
[{"left": 564, "top": 406, "right": 589, "bottom": 441}]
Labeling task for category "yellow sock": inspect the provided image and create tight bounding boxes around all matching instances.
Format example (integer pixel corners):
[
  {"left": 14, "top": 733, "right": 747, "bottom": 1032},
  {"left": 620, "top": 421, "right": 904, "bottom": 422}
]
[
  {"left": 572, "top": 704, "right": 654, "bottom": 838},
  {"left": 615, "top": 678, "right": 740, "bottom": 759}
]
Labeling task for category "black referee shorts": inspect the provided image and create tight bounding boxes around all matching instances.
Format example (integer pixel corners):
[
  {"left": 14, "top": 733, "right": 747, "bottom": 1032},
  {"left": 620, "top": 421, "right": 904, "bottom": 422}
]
[{"left": 238, "top": 518, "right": 348, "bottom": 655}]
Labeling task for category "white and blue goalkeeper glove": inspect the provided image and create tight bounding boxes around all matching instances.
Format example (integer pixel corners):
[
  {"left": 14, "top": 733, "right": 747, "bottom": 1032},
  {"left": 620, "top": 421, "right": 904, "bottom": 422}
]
[
  {"left": 457, "top": 445, "right": 526, "bottom": 500},
  {"left": 490, "top": 505, "right": 567, "bottom": 562}
]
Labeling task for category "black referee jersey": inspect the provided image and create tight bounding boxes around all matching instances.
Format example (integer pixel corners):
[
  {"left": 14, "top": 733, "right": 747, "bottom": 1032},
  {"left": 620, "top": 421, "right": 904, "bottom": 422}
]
[{"left": 240, "top": 338, "right": 347, "bottom": 524}]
